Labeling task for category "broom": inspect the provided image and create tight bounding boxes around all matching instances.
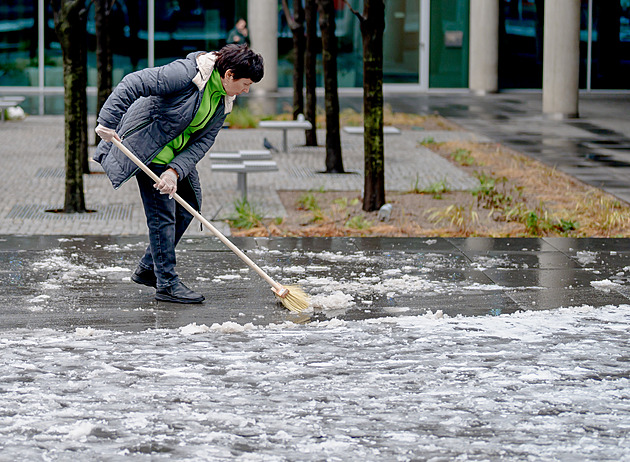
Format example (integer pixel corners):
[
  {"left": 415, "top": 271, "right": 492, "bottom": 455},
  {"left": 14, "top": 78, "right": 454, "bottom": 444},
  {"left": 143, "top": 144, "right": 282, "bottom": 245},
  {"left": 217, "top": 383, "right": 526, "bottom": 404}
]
[{"left": 112, "top": 139, "right": 310, "bottom": 313}]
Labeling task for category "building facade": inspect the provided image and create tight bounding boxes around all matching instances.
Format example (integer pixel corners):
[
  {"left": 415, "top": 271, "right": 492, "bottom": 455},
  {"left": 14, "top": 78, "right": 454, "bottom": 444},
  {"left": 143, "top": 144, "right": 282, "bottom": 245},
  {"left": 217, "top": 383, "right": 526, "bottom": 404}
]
[{"left": 0, "top": 0, "right": 628, "bottom": 115}]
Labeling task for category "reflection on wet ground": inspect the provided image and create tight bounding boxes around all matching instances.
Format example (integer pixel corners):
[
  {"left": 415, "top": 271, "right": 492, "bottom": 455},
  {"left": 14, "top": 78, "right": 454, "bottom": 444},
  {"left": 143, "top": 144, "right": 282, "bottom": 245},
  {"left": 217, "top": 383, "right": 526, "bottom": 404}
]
[{"left": 2, "top": 235, "right": 629, "bottom": 331}]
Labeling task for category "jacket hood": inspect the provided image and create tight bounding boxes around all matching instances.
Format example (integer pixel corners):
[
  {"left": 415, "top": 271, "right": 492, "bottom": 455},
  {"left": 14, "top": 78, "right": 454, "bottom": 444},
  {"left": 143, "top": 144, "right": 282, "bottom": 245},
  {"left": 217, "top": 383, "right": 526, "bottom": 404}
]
[{"left": 191, "top": 51, "right": 235, "bottom": 113}]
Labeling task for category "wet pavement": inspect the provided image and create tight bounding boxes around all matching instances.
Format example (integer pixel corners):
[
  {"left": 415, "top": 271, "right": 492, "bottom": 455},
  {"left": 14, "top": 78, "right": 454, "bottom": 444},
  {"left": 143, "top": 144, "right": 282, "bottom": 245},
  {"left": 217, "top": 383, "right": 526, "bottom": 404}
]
[
  {"left": 359, "top": 91, "right": 630, "bottom": 204},
  {"left": 2, "top": 90, "right": 630, "bottom": 460},
  {"left": 2, "top": 235, "right": 629, "bottom": 331},
  {"left": 2, "top": 234, "right": 630, "bottom": 461}
]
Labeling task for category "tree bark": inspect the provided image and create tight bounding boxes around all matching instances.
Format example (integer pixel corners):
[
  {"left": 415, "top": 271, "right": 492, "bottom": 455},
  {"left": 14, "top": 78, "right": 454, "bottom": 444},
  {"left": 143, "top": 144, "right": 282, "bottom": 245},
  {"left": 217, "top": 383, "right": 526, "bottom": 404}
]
[
  {"left": 94, "top": 0, "right": 113, "bottom": 146},
  {"left": 317, "top": 0, "right": 344, "bottom": 173},
  {"left": 361, "top": 1, "right": 385, "bottom": 212},
  {"left": 304, "top": 0, "right": 318, "bottom": 146},
  {"left": 281, "top": 0, "right": 305, "bottom": 119},
  {"left": 52, "top": 0, "right": 88, "bottom": 213},
  {"left": 344, "top": 0, "right": 385, "bottom": 211}
]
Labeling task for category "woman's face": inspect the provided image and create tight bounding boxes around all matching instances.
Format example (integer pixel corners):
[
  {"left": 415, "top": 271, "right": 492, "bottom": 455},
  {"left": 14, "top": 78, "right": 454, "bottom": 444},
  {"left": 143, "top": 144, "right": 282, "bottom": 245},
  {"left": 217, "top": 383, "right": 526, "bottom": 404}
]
[{"left": 221, "top": 70, "right": 254, "bottom": 96}]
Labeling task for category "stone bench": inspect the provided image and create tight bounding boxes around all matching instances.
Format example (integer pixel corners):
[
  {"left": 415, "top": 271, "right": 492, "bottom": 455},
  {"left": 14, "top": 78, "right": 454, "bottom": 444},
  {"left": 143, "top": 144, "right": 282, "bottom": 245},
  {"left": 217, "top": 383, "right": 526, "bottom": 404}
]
[
  {"left": 209, "top": 149, "right": 272, "bottom": 162},
  {"left": 211, "top": 159, "right": 278, "bottom": 200},
  {"left": 258, "top": 118, "right": 312, "bottom": 152},
  {"left": 342, "top": 125, "right": 401, "bottom": 135}
]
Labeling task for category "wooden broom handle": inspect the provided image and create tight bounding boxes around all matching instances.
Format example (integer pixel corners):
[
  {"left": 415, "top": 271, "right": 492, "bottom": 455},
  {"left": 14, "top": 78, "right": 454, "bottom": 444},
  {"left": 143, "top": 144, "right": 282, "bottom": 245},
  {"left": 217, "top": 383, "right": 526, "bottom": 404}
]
[{"left": 112, "top": 139, "right": 283, "bottom": 291}]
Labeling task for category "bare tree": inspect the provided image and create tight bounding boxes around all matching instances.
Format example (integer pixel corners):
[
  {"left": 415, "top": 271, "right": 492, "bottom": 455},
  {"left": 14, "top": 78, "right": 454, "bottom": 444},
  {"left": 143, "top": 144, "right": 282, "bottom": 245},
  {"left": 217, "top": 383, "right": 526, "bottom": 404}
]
[
  {"left": 317, "top": 0, "right": 343, "bottom": 173},
  {"left": 344, "top": 0, "right": 385, "bottom": 211},
  {"left": 304, "top": 0, "right": 318, "bottom": 146},
  {"left": 94, "top": 0, "right": 113, "bottom": 146},
  {"left": 281, "top": 0, "right": 305, "bottom": 119},
  {"left": 51, "top": 0, "right": 89, "bottom": 213}
]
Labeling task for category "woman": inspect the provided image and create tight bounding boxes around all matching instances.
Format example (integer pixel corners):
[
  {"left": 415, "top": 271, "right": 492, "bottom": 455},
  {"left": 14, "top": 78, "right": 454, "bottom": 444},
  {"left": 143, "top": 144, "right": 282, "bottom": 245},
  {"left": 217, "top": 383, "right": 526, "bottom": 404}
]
[{"left": 94, "top": 44, "right": 264, "bottom": 304}]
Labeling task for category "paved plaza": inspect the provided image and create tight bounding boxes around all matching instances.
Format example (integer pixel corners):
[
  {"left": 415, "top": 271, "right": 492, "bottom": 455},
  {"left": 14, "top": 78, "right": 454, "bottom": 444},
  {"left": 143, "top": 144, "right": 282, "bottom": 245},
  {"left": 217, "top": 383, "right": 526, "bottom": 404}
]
[{"left": 0, "top": 91, "right": 629, "bottom": 460}]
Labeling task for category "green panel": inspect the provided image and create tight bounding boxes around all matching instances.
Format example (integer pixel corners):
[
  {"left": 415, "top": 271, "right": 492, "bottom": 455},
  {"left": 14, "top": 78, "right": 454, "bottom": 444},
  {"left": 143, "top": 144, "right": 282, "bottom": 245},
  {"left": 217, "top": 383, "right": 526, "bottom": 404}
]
[{"left": 429, "top": 0, "right": 469, "bottom": 88}]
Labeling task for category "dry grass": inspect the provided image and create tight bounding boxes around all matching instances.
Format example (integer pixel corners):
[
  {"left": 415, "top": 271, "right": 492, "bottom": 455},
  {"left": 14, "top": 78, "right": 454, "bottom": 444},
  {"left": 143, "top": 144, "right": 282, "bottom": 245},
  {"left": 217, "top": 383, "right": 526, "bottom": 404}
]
[
  {"left": 260, "top": 104, "right": 460, "bottom": 131},
  {"left": 229, "top": 138, "right": 630, "bottom": 238},
  {"left": 428, "top": 140, "right": 630, "bottom": 237}
]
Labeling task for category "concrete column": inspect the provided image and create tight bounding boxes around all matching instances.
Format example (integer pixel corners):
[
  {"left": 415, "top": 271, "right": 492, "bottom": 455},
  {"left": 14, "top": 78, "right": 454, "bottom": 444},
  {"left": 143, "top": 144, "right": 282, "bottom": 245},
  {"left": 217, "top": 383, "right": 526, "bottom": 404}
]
[
  {"left": 248, "top": 0, "right": 278, "bottom": 94},
  {"left": 543, "top": 0, "right": 580, "bottom": 119},
  {"left": 469, "top": 0, "right": 499, "bottom": 94}
]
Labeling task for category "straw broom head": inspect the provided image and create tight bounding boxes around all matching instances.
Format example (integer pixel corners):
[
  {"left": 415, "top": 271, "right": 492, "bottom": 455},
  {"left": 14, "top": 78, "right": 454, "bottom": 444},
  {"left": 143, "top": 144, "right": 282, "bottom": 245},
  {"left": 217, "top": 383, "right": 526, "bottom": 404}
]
[{"left": 272, "top": 285, "right": 310, "bottom": 313}]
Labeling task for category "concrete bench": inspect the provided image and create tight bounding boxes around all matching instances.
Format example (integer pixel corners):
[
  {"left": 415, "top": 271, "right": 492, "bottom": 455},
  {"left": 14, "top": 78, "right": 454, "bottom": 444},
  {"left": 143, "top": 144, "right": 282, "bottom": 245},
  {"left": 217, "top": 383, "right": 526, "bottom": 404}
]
[
  {"left": 209, "top": 149, "right": 272, "bottom": 162},
  {"left": 342, "top": 125, "right": 401, "bottom": 135},
  {"left": 258, "top": 118, "right": 312, "bottom": 152},
  {"left": 0, "top": 96, "right": 26, "bottom": 104},
  {"left": 211, "top": 160, "right": 278, "bottom": 200}
]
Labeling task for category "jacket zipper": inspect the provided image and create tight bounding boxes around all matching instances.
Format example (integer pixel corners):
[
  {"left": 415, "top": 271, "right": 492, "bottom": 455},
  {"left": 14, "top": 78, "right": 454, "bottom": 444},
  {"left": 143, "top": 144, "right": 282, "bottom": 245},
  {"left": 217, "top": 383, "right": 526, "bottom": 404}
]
[{"left": 121, "top": 118, "right": 153, "bottom": 140}]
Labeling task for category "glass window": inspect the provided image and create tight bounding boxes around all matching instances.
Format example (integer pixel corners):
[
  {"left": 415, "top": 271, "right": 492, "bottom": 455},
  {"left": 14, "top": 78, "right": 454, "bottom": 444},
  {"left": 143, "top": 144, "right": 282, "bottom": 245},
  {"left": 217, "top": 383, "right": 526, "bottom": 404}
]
[
  {"left": 588, "top": 0, "right": 630, "bottom": 89},
  {"left": 0, "top": 1, "right": 36, "bottom": 86},
  {"left": 499, "top": 0, "right": 543, "bottom": 89},
  {"left": 153, "top": 0, "right": 240, "bottom": 66},
  {"left": 278, "top": 0, "right": 419, "bottom": 89},
  {"left": 384, "top": 0, "right": 420, "bottom": 84}
]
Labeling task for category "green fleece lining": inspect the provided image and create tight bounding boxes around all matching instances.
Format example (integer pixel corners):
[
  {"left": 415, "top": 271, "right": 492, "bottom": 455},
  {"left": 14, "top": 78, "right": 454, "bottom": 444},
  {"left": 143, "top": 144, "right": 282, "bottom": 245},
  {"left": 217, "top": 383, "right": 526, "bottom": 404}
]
[{"left": 152, "top": 69, "right": 226, "bottom": 165}]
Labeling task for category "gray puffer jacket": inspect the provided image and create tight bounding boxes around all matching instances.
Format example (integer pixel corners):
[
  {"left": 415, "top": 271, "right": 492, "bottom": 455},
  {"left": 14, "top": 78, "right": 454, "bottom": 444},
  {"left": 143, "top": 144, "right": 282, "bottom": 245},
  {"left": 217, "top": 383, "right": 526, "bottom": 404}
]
[{"left": 94, "top": 51, "right": 235, "bottom": 210}]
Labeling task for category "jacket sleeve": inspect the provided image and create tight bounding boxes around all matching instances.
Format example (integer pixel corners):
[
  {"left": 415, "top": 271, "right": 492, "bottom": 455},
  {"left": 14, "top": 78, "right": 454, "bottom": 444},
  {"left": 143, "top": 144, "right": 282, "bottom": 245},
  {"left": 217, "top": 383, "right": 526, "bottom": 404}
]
[
  {"left": 97, "top": 58, "right": 196, "bottom": 129},
  {"left": 168, "top": 114, "right": 226, "bottom": 181}
]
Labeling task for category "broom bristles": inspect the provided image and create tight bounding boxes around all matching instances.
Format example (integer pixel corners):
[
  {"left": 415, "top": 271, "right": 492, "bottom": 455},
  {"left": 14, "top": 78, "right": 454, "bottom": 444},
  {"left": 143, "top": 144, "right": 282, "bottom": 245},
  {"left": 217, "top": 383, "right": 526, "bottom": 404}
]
[{"left": 275, "top": 285, "right": 310, "bottom": 313}]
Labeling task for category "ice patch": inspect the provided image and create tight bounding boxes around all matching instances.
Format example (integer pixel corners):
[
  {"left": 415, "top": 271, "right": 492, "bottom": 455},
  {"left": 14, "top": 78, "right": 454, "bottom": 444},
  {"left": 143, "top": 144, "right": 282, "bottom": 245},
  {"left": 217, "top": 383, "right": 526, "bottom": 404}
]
[
  {"left": 67, "top": 421, "right": 95, "bottom": 440},
  {"left": 179, "top": 323, "right": 211, "bottom": 335},
  {"left": 462, "top": 283, "right": 506, "bottom": 291},
  {"left": 214, "top": 274, "right": 242, "bottom": 280},
  {"left": 471, "top": 256, "right": 515, "bottom": 270},
  {"left": 94, "top": 266, "right": 129, "bottom": 273},
  {"left": 75, "top": 327, "right": 109, "bottom": 337},
  {"left": 311, "top": 291, "right": 355, "bottom": 311},
  {"left": 576, "top": 251, "right": 598, "bottom": 265},
  {"left": 210, "top": 321, "right": 256, "bottom": 333},
  {"left": 28, "top": 294, "right": 50, "bottom": 303},
  {"left": 311, "top": 318, "right": 347, "bottom": 328},
  {"left": 591, "top": 279, "right": 622, "bottom": 292}
]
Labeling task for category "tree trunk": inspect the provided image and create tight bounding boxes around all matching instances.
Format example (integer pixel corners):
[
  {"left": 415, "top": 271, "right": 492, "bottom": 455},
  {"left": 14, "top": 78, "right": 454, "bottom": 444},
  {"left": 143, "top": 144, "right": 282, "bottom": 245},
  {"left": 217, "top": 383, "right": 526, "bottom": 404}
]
[
  {"left": 281, "top": 0, "right": 305, "bottom": 119},
  {"left": 52, "top": 0, "right": 88, "bottom": 213},
  {"left": 94, "top": 0, "right": 113, "bottom": 146},
  {"left": 360, "top": 0, "right": 385, "bottom": 212},
  {"left": 317, "top": 0, "right": 344, "bottom": 173},
  {"left": 304, "top": 0, "right": 318, "bottom": 146}
]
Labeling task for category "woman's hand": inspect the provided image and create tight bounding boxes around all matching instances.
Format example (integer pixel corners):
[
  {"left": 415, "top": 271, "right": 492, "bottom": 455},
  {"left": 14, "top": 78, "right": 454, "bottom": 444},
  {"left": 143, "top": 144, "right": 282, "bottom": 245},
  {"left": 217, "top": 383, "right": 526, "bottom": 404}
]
[
  {"left": 154, "top": 168, "right": 178, "bottom": 199},
  {"left": 95, "top": 124, "right": 121, "bottom": 142}
]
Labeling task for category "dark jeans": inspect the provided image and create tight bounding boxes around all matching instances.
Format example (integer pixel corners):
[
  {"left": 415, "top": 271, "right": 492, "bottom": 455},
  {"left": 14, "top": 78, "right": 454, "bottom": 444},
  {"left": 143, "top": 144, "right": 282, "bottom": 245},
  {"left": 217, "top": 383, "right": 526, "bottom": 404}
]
[{"left": 136, "top": 163, "right": 197, "bottom": 289}]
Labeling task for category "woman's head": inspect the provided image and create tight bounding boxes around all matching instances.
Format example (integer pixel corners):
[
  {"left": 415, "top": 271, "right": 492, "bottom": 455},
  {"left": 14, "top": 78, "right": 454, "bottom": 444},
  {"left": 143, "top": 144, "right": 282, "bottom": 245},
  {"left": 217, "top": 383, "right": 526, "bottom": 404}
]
[{"left": 215, "top": 44, "right": 264, "bottom": 83}]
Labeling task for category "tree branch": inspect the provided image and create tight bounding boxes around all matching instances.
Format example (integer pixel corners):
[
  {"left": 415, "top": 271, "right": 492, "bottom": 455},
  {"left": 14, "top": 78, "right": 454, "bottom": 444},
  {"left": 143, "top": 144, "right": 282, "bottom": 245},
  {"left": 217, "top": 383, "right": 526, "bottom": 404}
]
[{"left": 341, "top": 0, "right": 364, "bottom": 22}]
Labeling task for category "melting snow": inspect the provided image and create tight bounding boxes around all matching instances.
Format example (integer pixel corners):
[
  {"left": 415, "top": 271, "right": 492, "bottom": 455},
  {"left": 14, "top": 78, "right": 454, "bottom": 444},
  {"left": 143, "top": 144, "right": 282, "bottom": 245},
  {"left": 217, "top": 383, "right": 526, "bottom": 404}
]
[{"left": 1, "top": 304, "right": 630, "bottom": 460}]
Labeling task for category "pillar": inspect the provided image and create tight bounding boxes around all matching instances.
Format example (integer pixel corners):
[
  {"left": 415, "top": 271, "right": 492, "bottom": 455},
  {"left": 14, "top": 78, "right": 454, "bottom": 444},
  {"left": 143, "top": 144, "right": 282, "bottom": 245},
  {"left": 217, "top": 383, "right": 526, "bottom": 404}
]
[
  {"left": 248, "top": 0, "right": 278, "bottom": 94},
  {"left": 469, "top": 0, "right": 499, "bottom": 94},
  {"left": 542, "top": 0, "right": 580, "bottom": 119}
]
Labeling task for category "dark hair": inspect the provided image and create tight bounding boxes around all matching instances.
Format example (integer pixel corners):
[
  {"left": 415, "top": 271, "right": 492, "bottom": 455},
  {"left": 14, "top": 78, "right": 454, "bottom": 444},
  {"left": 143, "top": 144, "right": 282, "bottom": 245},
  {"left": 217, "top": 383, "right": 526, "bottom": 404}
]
[{"left": 215, "top": 44, "right": 264, "bottom": 83}]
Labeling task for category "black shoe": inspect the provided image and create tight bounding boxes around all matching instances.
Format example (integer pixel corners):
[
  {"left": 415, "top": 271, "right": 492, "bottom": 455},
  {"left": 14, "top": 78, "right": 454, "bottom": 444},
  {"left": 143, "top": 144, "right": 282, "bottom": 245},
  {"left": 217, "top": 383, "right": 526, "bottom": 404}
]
[
  {"left": 131, "top": 266, "right": 157, "bottom": 288},
  {"left": 155, "top": 281, "right": 205, "bottom": 304}
]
